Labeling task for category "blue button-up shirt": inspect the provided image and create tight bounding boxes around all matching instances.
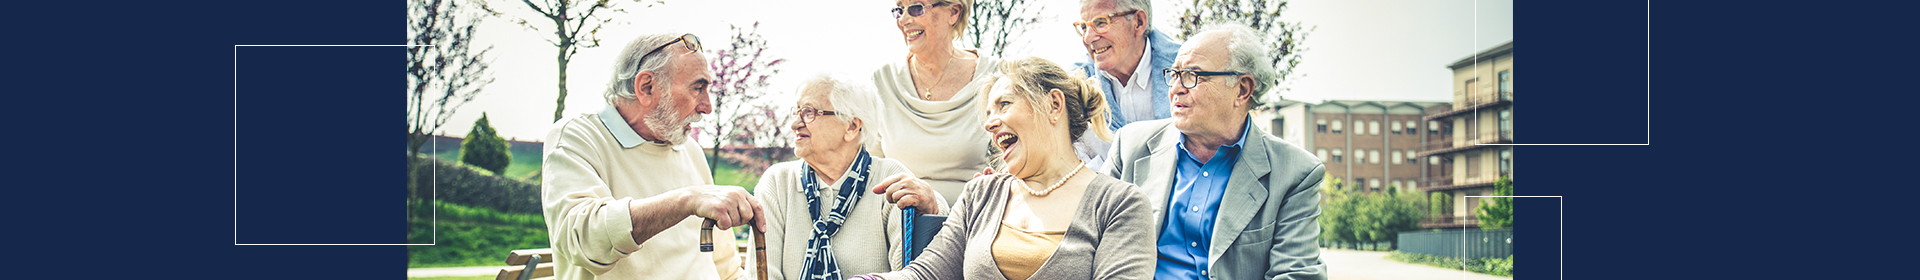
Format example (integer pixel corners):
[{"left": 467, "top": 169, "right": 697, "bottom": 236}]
[{"left": 1156, "top": 119, "right": 1251, "bottom": 280}]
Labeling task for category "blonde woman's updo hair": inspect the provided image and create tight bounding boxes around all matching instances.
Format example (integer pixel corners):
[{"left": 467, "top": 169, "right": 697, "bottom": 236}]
[{"left": 987, "top": 56, "right": 1114, "bottom": 143}]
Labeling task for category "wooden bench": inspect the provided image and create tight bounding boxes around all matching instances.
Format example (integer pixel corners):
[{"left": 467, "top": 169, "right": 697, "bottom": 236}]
[
  {"left": 500, "top": 241, "right": 750, "bottom": 280},
  {"left": 498, "top": 248, "right": 554, "bottom": 280}
]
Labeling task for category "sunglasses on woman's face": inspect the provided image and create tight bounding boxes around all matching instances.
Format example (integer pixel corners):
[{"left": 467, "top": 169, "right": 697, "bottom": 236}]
[{"left": 891, "top": 1, "right": 951, "bottom": 19}]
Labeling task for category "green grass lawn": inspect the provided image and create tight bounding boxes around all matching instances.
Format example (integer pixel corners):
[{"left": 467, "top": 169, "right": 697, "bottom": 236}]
[
  {"left": 409, "top": 200, "right": 548, "bottom": 268},
  {"left": 430, "top": 148, "right": 542, "bottom": 180},
  {"left": 713, "top": 160, "right": 760, "bottom": 193}
]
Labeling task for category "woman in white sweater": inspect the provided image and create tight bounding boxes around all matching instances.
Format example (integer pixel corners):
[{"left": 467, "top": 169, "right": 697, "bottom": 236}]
[
  {"left": 752, "top": 74, "right": 948, "bottom": 280},
  {"left": 871, "top": 0, "right": 1001, "bottom": 205}
]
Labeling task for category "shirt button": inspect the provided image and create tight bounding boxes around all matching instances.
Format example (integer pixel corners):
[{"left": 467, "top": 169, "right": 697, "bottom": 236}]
[
  {"left": 1191, "top": 207, "right": 1198, "bottom": 212},
  {"left": 1202, "top": 271, "right": 1208, "bottom": 276},
  {"left": 1190, "top": 242, "right": 1198, "bottom": 247},
  {"left": 1203, "top": 172, "right": 1209, "bottom": 177}
]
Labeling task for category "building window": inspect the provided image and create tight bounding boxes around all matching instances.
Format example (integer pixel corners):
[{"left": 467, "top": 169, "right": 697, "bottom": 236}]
[
  {"left": 1499, "top": 70, "right": 1512, "bottom": 97},
  {"left": 1392, "top": 180, "right": 1404, "bottom": 191},
  {"left": 1407, "top": 150, "right": 1420, "bottom": 164},
  {"left": 1316, "top": 119, "right": 1327, "bottom": 133},
  {"left": 1367, "top": 120, "right": 1379, "bottom": 135},
  {"left": 1406, "top": 120, "right": 1418, "bottom": 134},
  {"left": 1369, "top": 149, "right": 1381, "bottom": 164},
  {"left": 1466, "top": 79, "right": 1480, "bottom": 101},
  {"left": 1317, "top": 149, "right": 1329, "bottom": 162},
  {"left": 1429, "top": 121, "right": 1443, "bottom": 135},
  {"left": 1391, "top": 150, "right": 1402, "bottom": 165},
  {"left": 1355, "top": 149, "right": 1364, "bottom": 164},
  {"left": 1355, "top": 121, "right": 1364, "bottom": 136},
  {"left": 1429, "top": 155, "right": 1441, "bottom": 165},
  {"left": 1390, "top": 121, "right": 1402, "bottom": 135},
  {"left": 1330, "top": 120, "right": 1343, "bottom": 134},
  {"left": 1500, "top": 149, "right": 1512, "bottom": 176},
  {"left": 1272, "top": 118, "right": 1285, "bottom": 138},
  {"left": 1331, "top": 149, "right": 1343, "bottom": 163},
  {"left": 1353, "top": 178, "right": 1366, "bottom": 191},
  {"left": 1499, "top": 109, "right": 1512, "bottom": 139},
  {"left": 1369, "top": 178, "right": 1382, "bottom": 191}
]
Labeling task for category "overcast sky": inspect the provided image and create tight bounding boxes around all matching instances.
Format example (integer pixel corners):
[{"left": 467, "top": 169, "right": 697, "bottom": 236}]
[{"left": 431, "top": 0, "right": 1512, "bottom": 141}]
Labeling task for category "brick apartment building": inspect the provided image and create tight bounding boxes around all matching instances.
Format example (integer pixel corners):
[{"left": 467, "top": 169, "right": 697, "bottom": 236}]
[{"left": 1254, "top": 99, "right": 1450, "bottom": 196}]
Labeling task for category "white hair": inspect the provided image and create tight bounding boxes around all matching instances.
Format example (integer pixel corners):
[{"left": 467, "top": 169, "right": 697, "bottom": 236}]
[
  {"left": 604, "top": 33, "right": 683, "bottom": 105},
  {"left": 1084, "top": 0, "right": 1152, "bottom": 30},
  {"left": 800, "top": 73, "right": 883, "bottom": 151},
  {"left": 1200, "top": 22, "right": 1278, "bottom": 106}
]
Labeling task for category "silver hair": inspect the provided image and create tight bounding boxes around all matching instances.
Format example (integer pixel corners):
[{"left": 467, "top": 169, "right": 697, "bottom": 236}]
[
  {"left": 1084, "top": 0, "right": 1152, "bottom": 30},
  {"left": 604, "top": 33, "right": 683, "bottom": 105},
  {"left": 1200, "top": 22, "right": 1278, "bottom": 107},
  {"left": 800, "top": 73, "right": 883, "bottom": 151}
]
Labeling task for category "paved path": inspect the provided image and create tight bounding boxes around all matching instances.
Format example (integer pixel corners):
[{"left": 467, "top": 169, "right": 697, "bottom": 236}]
[
  {"left": 407, "top": 266, "right": 499, "bottom": 278},
  {"left": 1322, "top": 249, "right": 1510, "bottom": 280}
]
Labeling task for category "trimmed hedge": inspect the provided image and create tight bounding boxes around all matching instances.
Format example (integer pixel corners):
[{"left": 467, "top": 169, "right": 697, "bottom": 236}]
[
  {"left": 1388, "top": 250, "right": 1514, "bottom": 277},
  {"left": 411, "top": 154, "right": 541, "bottom": 214}
]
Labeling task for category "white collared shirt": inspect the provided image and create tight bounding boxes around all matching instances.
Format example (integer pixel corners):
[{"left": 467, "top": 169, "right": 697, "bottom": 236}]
[{"left": 1099, "top": 41, "right": 1158, "bottom": 124}]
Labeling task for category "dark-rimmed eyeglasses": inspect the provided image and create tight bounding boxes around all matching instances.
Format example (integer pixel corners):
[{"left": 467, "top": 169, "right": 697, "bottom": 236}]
[
  {"left": 639, "top": 34, "right": 701, "bottom": 65},
  {"left": 795, "top": 106, "right": 839, "bottom": 124},
  {"left": 1164, "top": 69, "right": 1247, "bottom": 89},
  {"left": 891, "top": 1, "right": 951, "bottom": 19},
  {"left": 1072, "top": 10, "right": 1138, "bottom": 36}
]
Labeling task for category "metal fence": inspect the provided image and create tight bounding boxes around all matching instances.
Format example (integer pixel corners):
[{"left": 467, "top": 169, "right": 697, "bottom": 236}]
[{"left": 1396, "top": 228, "right": 1512, "bottom": 259}]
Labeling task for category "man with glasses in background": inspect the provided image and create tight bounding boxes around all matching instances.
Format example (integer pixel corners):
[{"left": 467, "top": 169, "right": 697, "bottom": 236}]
[
  {"left": 541, "top": 33, "right": 764, "bottom": 280},
  {"left": 1103, "top": 23, "right": 1328, "bottom": 280},
  {"left": 1073, "top": 0, "right": 1182, "bottom": 170},
  {"left": 1076, "top": 0, "right": 1181, "bottom": 132}
]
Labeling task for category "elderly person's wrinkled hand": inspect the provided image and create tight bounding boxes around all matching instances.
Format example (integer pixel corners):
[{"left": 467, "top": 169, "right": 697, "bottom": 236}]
[
  {"left": 679, "top": 184, "right": 766, "bottom": 231},
  {"left": 872, "top": 173, "right": 942, "bottom": 215}
]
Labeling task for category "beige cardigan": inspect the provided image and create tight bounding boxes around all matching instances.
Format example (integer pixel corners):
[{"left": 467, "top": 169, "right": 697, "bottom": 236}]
[
  {"left": 874, "top": 173, "right": 1157, "bottom": 280},
  {"left": 749, "top": 158, "right": 948, "bottom": 280}
]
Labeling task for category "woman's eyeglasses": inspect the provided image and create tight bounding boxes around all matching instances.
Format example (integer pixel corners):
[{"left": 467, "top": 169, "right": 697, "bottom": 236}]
[
  {"left": 1072, "top": 10, "right": 1137, "bottom": 36},
  {"left": 795, "top": 106, "right": 839, "bottom": 124},
  {"left": 1163, "top": 69, "right": 1248, "bottom": 89},
  {"left": 891, "top": 1, "right": 951, "bottom": 19}
]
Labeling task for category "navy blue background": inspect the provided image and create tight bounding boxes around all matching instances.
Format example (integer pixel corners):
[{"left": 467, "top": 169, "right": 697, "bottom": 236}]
[{"left": 10, "top": 0, "right": 1894, "bottom": 279}]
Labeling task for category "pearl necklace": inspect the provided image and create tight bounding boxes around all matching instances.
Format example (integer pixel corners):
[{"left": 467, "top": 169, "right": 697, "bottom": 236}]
[{"left": 1022, "top": 164, "right": 1084, "bottom": 197}]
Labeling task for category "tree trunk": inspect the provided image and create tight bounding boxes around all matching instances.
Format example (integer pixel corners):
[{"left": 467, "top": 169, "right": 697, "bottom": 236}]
[{"left": 553, "top": 48, "right": 570, "bottom": 122}]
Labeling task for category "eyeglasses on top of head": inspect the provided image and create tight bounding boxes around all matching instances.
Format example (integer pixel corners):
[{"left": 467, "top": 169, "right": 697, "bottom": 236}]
[
  {"left": 638, "top": 34, "right": 701, "bottom": 66},
  {"left": 795, "top": 106, "right": 839, "bottom": 124},
  {"left": 1163, "top": 68, "right": 1248, "bottom": 89},
  {"left": 891, "top": 1, "right": 952, "bottom": 19},
  {"left": 1072, "top": 10, "right": 1137, "bottom": 36}
]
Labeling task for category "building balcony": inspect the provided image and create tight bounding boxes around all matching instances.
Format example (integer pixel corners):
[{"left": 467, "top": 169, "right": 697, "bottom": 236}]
[
  {"left": 1418, "top": 172, "right": 1509, "bottom": 193},
  {"left": 1425, "top": 91, "right": 1511, "bottom": 120},
  {"left": 1417, "top": 130, "right": 1511, "bottom": 157},
  {"left": 1421, "top": 215, "right": 1481, "bottom": 229}
]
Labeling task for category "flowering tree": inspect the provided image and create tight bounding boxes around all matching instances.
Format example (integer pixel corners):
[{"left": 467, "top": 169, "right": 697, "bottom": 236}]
[{"left": 702, "top": 22, "right": 789, "bottom": 177}]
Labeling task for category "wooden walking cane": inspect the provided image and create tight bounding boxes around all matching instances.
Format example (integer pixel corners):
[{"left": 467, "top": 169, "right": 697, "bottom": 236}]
[{"left": 701, "top": 218, "right": 769, "bottom": 280}]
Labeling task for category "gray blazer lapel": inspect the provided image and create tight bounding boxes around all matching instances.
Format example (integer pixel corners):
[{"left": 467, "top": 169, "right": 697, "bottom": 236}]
[
  {"left": 1133, "top": 124, "right": 1182, "bottom": 230},
  {"left": 1208, "top": 135, "right": 1272, "bottom": 263}
]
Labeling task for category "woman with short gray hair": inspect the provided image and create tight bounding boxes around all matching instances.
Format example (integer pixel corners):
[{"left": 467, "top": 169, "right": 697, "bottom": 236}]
[{"left": 751, "top": 74, "right": 947, "bottom": 280}]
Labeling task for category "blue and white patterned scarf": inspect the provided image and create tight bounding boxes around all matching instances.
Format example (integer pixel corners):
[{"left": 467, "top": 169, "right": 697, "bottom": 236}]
[{"left": 798, "top": 149, "right": 872, "bottom": 280}]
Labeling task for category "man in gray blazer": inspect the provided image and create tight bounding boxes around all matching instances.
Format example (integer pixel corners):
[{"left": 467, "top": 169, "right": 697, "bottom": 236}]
[{"left": 1103, "top": 23, "right": 1327, "bottom": 280}]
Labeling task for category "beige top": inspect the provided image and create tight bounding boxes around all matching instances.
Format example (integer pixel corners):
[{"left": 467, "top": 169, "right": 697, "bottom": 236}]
[
  {"left": 749, "top": 158, "right": 948, "bottom": 280},
  {"left": 992, "top": 223, "right": 1065, "bottom": 280},
  {"left": 540, "top": 106, "right": 741, "bottom": 280},
  {"left": 869, "top": 54, "right": 1002, "bottom": 206},
  {"left": 873, "top": 174, "right": 1157, "bottom": 280}
]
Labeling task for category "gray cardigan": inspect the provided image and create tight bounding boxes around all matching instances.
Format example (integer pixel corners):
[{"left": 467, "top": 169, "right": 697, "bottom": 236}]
[{"left": 874, "top": 173, "right": 1156, "bottom": 280}]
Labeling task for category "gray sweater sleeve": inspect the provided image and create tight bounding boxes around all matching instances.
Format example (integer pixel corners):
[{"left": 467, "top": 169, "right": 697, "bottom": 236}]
[{"left": 1088, "top": 177, "right": 1158, "bottom": 280}]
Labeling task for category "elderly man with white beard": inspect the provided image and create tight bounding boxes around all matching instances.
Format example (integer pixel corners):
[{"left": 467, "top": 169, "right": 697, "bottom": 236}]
[{"left": 540, "top": 33, "right": 766, "bottom": 280}]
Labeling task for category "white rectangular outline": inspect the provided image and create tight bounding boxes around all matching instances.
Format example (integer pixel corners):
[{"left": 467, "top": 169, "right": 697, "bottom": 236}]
[
  {"left": 233, "top": 45, "right": 437, "bottom": 246},
  {"left": 1464, "top": 195, "right": 1560, "bottom": 280},
  {"left": 1470, "top": 0, "right": 1651, "bottom": 146}
]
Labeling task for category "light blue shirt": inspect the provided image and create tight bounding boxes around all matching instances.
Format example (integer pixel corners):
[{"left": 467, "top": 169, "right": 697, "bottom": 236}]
[
  {"left": 597, "top": 104, "right": 647, "bottom": 148},
  {"left": 1156, "top": 118, "right": 1251, "bottom": 280}
]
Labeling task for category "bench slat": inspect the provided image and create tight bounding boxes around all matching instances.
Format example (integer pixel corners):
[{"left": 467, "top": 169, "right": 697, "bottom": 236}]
[
  {"left": 495, "top": 263, "right": 554, "bottom": 280},
  {"left": 505, "top": 249, "right": 555, "bottom": 265}
]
